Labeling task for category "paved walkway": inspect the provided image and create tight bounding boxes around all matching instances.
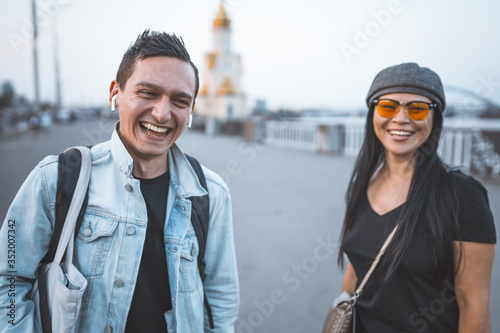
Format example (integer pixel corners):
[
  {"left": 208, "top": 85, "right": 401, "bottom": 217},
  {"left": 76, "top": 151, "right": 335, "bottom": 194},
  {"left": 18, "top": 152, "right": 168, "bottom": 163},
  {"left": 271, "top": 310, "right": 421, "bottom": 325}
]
[{"left": 1, "top": 120, "right": 499, "bottom": 332}]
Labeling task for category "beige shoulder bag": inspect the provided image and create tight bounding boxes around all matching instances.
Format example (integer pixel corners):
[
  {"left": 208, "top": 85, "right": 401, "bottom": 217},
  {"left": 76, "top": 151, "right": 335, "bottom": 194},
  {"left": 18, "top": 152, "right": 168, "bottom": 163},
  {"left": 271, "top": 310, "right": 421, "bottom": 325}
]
[{"left": 322, "top": 225, "right": 399, "bottom": 333}]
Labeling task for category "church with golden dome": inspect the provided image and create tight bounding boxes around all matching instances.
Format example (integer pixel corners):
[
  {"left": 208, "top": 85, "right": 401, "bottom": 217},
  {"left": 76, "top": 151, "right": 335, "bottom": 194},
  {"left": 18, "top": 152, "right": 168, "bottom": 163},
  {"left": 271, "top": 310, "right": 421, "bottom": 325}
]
[{"left": 195, "top": 2, "right": 246, "bottom": 119}]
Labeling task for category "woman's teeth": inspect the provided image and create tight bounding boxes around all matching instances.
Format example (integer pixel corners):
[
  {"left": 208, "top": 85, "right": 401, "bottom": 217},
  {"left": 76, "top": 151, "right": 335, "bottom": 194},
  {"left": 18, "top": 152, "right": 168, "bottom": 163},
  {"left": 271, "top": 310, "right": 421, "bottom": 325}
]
[{"left": 389, "top": 130, "right": 412, "bottom": 137}]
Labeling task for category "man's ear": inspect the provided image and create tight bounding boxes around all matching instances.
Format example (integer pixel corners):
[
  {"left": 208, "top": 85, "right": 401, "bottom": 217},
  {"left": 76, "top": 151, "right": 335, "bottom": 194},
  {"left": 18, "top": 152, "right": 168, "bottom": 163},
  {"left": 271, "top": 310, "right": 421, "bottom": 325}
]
[{"left": 109, "top": 80, "right": 120, "bottom": 106}]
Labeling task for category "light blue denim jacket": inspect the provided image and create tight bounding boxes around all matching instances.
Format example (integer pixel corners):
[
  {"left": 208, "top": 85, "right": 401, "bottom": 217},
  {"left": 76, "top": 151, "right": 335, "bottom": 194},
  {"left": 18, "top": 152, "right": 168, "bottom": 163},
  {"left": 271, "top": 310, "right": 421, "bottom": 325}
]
[{"left": 0, "top": 128, "right": 239, "bottom": 332}]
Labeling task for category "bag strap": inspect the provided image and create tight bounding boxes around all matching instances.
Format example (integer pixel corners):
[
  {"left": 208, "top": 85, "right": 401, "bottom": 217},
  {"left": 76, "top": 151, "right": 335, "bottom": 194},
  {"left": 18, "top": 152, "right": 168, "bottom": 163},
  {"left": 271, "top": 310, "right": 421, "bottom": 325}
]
[
  {"left": 39, "top": 147, "right": 92, "bottom": 333},
  {"left": 352, "top": 225, "right": 399, "bottom": 301},
  {"left": 41, "top": 148, "right": 90, "bottom": 265},
  {"left": 185, "top": 154, "right": 215, "bottom": 329},
  {"left": 52, "top": 147, "right": 92, "bottom": 263}
]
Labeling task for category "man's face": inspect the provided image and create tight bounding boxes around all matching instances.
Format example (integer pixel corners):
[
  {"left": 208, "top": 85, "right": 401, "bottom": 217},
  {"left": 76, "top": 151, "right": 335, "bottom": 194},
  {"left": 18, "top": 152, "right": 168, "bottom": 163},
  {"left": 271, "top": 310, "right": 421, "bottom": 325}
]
[{"left": 110, "top": 56, "right": 196, "bottom": 165}]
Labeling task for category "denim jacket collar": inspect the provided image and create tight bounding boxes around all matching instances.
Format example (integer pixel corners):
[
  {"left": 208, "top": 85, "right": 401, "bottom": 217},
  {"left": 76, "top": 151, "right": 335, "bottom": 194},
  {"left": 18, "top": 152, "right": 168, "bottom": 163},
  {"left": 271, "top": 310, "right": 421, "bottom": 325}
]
[
  {"left": 110, "top": 124, "right": 134, "bottom": 177},
  {"left": 167, "top": 145, "right": 207, "bottom": 199},
  {"left": 110, "top": 122, "right": 207, "bottom": 199}
]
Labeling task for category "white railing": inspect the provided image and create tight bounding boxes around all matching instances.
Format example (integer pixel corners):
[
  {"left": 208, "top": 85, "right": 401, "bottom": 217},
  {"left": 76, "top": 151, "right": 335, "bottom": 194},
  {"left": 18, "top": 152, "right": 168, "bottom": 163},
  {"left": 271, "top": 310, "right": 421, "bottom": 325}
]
[
  {"left": 265, "top": 121, "right": 318, "bottom": 151},
  {"left": 438, "top": 129, "right": 473, "bottom": 172},
  {"left": 262, "top": 119, "right": 500, "bottom": 176},
  {"left": 344, "top": 124, "right": 364, "bottom": 157}
]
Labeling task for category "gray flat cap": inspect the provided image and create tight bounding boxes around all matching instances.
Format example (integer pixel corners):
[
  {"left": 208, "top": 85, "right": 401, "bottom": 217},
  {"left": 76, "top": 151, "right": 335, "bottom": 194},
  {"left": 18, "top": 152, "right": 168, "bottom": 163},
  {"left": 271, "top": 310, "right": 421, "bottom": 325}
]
[{"left": 366, "top": 63, "right": 446, "bottom": 111}]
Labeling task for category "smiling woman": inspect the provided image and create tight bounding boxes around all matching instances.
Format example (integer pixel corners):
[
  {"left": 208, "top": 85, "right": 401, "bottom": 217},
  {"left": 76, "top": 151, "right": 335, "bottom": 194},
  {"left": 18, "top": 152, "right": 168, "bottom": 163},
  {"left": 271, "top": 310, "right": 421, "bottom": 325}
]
[{"left": 331, "top": 63, "right": 496, "bottom": 333}]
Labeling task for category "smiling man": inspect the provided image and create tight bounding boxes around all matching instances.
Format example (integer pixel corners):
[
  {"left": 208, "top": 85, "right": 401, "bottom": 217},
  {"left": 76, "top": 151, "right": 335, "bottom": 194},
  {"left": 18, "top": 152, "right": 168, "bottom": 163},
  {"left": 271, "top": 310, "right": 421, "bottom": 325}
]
[{"left": 0, "top": 30, "right": 239, "bottom": 332}]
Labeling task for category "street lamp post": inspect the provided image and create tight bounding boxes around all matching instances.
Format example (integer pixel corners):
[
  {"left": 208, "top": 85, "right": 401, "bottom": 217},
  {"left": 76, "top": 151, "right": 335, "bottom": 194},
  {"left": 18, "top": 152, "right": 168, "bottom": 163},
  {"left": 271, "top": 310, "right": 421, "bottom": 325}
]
[
  {"left": 53, "top": 15, "right": 62, "bottom": 120},
  {"left": 31, "top": 0, "right": 40, "bottom": 115}
]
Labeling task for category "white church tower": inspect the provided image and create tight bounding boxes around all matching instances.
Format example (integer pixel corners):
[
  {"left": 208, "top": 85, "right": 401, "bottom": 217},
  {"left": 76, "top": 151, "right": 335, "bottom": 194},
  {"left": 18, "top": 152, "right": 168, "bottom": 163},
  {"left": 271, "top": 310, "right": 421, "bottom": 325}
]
[{"left": 196, "top": 2, "right": 246, "bottom": 119}]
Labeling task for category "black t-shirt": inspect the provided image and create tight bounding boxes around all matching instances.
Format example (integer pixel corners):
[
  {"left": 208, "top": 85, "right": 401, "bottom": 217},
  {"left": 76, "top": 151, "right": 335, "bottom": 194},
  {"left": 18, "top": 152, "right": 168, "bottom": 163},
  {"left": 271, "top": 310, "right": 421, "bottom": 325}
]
[
  {"left": 125, "top": 171, "right": 172, "bottom": 333},
  {"left": 343, "top": 172, "right": 496, "bottom": 333}
]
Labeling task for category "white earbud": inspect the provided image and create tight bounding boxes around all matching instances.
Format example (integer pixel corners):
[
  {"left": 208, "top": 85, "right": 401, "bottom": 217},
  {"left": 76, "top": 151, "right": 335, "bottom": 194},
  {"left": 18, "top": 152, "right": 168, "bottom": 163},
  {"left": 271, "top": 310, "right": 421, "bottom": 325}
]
[
  {"left": 187, "top": 114, "right": 193, "bottom": 129},
  {"left": 111, "top": 95, "right": 117, "bottom": 112}
]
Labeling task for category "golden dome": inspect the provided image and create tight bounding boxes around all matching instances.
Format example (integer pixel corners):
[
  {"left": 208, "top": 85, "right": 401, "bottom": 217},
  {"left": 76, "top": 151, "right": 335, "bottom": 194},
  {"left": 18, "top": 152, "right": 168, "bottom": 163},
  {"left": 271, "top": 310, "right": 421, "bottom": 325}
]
[
  {"left": 213, "top": 2, "right": 231, "bottom": 28},
  {"left": 217, "top": 78, "right": 236, "bottom": 95}
]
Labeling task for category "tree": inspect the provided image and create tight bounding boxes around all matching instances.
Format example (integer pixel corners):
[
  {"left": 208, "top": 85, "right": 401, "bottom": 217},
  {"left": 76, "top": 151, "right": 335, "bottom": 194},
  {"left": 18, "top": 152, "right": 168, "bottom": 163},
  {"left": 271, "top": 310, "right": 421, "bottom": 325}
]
[{"left": 0, "top": 81, "right": 15, "bottom": 110}]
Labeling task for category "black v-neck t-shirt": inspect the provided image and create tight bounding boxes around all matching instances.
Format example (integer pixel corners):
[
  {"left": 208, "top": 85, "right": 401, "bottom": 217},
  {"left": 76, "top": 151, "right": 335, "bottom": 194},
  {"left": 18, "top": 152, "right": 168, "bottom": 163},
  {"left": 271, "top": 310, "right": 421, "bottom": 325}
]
[
  {"left": 125, "top": 171, "right": 172, "bottom": 332},
  {"left": 343, "top": 172, "right": 496, "bottom": 333}
]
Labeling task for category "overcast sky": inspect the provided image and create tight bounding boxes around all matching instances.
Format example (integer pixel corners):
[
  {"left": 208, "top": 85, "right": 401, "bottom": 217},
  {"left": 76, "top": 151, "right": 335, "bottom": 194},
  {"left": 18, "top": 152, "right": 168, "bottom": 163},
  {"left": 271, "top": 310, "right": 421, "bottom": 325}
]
[{"left": 1, "top": 0, "right": 499, "bottom": 111}]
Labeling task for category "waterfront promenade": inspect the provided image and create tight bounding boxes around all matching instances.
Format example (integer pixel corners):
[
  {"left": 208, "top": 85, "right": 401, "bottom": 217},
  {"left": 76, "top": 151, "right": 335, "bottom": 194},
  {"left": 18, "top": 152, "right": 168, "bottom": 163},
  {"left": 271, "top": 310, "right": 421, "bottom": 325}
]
[{"left": 1, "top": 120, "right": 499, "bottom": 332}]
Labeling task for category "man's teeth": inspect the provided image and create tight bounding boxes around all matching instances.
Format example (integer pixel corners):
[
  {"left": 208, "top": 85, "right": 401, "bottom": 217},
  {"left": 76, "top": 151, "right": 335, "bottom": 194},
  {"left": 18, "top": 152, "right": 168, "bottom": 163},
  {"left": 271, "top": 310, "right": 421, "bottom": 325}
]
[
  {"left": 141, "top": 122, "right": 168, "bottom": 133},
  {"left": 389, "top": 130, "right": 412, "bottom": 136}
]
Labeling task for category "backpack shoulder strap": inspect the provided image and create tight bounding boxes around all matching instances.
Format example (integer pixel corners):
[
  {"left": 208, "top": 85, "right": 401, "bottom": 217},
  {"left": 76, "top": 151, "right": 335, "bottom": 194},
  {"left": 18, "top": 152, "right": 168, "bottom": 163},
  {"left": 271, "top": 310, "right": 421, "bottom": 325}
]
[
  {"left": 42, "top": 148, "right": 90, "bottom": 265},
  {"left": 39, "top": 147, "right": 91, "bottom": 333},
  {"left": 184, "top": 154, "right": 214, "bottom": 329},
  {"left": 185, "top": 154, "right": 209, "bottom": 260}
]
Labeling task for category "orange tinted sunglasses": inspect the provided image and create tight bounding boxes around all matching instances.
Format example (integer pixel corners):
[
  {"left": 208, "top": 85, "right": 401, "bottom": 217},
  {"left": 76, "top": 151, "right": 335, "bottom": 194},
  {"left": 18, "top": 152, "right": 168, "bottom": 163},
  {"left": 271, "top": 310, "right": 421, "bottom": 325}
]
[{"left": 372, "top": 99, "right": 437, "bottom": 121}]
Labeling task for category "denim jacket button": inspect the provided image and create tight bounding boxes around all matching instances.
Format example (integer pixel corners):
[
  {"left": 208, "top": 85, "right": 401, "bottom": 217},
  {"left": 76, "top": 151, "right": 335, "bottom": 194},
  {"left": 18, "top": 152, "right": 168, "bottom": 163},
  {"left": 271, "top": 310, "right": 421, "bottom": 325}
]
[
  {"left": 83, "top": 228, "right": 92, "bottom": 237},
  {"left": 169, "top": 247, "right": 177, "bottom": 253},
  {"left": 114, "top": 280, "right": 124, "bottom": 288},
  {"left": 126, "top": 226, "right": 135, "bottom": 235},
  {"left": 104, "top": 326, "right": 113, "bottom": 333},
  {"left": 191, "top": 244, "right": 197, "bottom": 256},
  {"left": 124, "top": 184, "right": 133, "bottom": 192}
]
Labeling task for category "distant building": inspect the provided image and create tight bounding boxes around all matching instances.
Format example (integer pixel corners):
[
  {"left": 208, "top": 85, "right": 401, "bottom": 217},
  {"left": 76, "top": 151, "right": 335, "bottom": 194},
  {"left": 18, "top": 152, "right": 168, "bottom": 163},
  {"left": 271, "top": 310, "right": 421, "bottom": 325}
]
[
  {"left": 254, "top": 99, "right": 267, "bottom": 112},
  {"left": 195, "top": 2, "right": 246, "bottom": 119}
]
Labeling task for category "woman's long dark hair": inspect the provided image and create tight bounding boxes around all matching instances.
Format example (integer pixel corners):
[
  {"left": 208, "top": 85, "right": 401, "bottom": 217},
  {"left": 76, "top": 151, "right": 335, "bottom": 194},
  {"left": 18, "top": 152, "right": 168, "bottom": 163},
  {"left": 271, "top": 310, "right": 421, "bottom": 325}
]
[{"left": 338, "top": 105, "right": 461, "bottom": 282}]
